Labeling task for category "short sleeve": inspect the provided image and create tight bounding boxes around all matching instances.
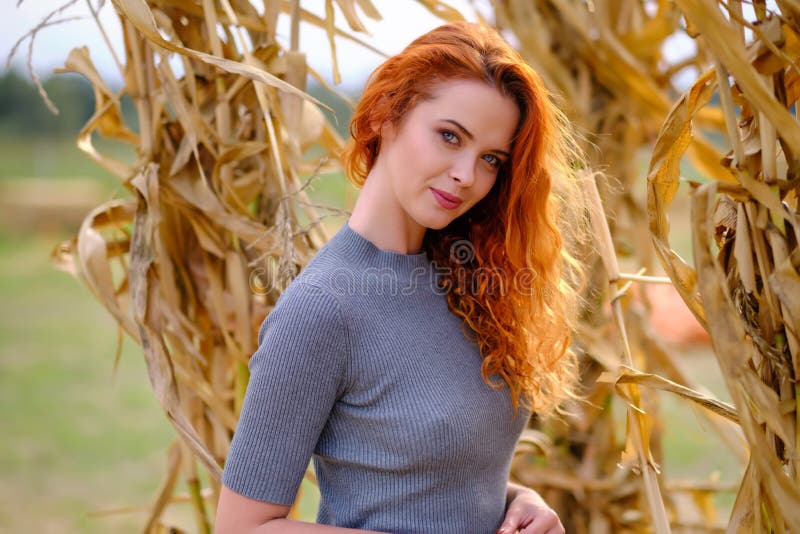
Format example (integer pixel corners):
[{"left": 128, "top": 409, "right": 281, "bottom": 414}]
[{"left": 222, "top": 282, "right": 349, "bottom": 505}]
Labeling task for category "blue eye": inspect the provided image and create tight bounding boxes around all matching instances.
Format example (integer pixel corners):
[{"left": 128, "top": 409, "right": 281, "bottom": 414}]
[
  {"left": 440, "top": 130, "right": 459, "bottom": 144},
  {"left": 483, "top": 154, "right": 501, "bottom": 168}
]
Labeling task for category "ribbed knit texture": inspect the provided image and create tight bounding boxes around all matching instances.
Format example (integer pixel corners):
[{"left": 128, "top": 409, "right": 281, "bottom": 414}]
[{"left": 222, "top": 220, "right": 531, "bottom": 533}]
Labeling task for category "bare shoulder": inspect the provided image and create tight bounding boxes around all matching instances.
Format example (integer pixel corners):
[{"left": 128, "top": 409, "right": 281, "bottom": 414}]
[{"left": 215, "top": 484, "right": 292, "bottom": 533}]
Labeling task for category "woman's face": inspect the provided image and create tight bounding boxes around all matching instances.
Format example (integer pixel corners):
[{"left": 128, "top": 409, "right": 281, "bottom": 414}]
[{"left": 374, "top": 78, "right": 520, "bottom": 230}]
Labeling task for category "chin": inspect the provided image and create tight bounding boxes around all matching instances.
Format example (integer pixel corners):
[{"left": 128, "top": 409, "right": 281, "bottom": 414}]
[
  {"left": 426, "top": 221, "right": 450, "bottom": 231},
  {"left": 418, "top": 212, "right": 457, "bottom": 231},
  {"left": 410, "top": 203, "right": 466, "bottom": 231}
]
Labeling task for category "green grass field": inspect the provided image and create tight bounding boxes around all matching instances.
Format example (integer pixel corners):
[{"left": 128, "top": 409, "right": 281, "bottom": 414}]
[
  {"left": 0, "top": 227, "right": 178, "bottom": 532},
  {"left": 0, "top": 136, "right": 741, "bottom": 532}
]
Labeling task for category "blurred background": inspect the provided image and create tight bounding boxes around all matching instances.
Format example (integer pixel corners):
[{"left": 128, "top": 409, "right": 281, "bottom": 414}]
[{"left": 1, "top": 1, "right": 739, "bottom": 532}]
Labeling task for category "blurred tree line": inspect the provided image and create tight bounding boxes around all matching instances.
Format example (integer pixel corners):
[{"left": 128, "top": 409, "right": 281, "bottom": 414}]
[
  {"left": 0, "top": 68, "right": 353, "bottom": 139},
  {"left": 0, "top": 69, "right": 101, "bottom": 138}
]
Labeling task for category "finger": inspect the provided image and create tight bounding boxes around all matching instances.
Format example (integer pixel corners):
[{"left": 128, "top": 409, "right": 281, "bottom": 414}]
[
  {"left": 520, "top": 525, "right": 560, "bottom": 534},
  {"left": 518, "top": 512, "right": 559, "bottom": 534},
  {"left": 496, "top": 523, "right": 520, "bottom": 534},
  {"left": 497, "top": 510, "right": 528, "bottom": 534}
]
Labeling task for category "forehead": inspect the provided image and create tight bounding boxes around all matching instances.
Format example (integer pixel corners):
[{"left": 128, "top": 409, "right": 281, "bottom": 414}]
[{"left": 412, "top": 79, "right": 520, "bottom": 147}]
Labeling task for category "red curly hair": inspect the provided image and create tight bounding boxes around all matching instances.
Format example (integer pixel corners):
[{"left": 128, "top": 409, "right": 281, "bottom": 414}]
[{"left": 342, "top": 21, "right": 580, "bottom": 416}]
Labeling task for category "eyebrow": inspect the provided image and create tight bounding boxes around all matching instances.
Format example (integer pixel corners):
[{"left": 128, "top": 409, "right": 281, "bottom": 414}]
[{"left": 442, "top": 119, "right": 511, "bottom": 159}]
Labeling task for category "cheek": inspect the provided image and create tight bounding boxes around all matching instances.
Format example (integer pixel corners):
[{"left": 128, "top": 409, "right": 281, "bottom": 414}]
[
  {"left": 475, "top": 172, "right": 498, "bottom": 200},
  {"left": 404, "top": 129, "right": 445, "bottom": 169},
  {"left": 389, "top": 129, "right": 429, "bottom": 172}
]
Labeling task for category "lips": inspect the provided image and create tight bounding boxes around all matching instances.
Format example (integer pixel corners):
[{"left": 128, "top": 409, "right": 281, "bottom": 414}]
[{"left": 430, "top": 188, "right": 463, "bottom": 210}]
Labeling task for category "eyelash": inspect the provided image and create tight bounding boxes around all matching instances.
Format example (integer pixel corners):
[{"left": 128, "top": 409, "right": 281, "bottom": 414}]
[
  {"left": 438, "top": 129, "right": 503, "bottom": 169},
  {"left": 483, "top": 154, "right": 501, "bottom": 169},
  {"left": 440, "top": 129, "right": 459, "bottom": 145}
]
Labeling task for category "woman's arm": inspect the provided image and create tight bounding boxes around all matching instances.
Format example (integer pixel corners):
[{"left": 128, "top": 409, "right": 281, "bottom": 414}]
[
  {"left": 215, "top": 484, "right": 386, "bottom": 534},
  {"left": 219, "top": 286, "right": 361, "bottom": 532}
]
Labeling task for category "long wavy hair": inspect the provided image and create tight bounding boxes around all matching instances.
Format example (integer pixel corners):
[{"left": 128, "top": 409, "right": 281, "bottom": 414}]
[{"left": 343, "top": 21, "right": 584, "bottom": 417}]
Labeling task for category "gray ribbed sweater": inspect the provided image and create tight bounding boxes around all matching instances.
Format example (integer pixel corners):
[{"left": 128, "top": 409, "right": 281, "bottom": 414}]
[{"left": 222, "top": 220, "right": 531, "bottom": 533}]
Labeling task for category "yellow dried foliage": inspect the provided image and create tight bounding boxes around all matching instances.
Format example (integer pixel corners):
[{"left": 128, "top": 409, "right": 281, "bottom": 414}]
[
  {"left": 21, "top": 0, "right": 800, "bottom": 531},
  {"left": 661, "top": 2, "right": 800, "bottom": 530},
  {"left": 494, "top": 1, "right": 748, "bottom": 532},
  {"left": 36, "top": 0, "right": 458, "bottom": 530}
]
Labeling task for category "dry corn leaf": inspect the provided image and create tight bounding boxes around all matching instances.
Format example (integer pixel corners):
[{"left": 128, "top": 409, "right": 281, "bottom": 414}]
[
  {"left": 325, "top": 0, "right": 342, "bottom": 85},
  {"left": 583, "top": 174, "right": 671, "bottom": 533},
  {"left": 355, "top": 0, "right": 381, "bottom": 20},
  {"left": 769, "top": 256, "right": 800, "bottom": 339},
  {"left": 647, "top": 69, "right": 717, "bottom": 327},
  {"left": 225, "top": 249, "right": 253, "bottom": 355},
  {"left": 694, "top": 183, "right": 800, "bottom": 530},
  {"left": 130, "top": 164, "right": 222, "bottom": 478},
  {"left": 676, "top": 0, "right": 800, "bottom": 155},
  {"left": 415, "top": 0, "right": 465, "bottom": 22},
  {"left": 111, "top": 0, "right": 329, "bottom": 110},
  {"left": 516, "top": 428, "right": 555, "bottom": 457},
  {"left": 144, "top": 441, "right": 183, "bottom": 533},
  {"left": 734, "top": 203, "right": 758, "bottom": 293},
  {"left": 76, "top": 199, "right": 140, "bottom": 340},
  {"left": 334, "top": 0, "right": 370, "bottom": 32},
  {"left": 599, "top": 366, "right": 738, "bottom": 423},
  {"left": 55, "top": 47, "right": 139, "bottom": 144}
]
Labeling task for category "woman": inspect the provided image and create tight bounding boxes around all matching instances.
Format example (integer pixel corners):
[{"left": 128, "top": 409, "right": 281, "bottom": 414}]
[{"left": 216, "top": 21, "right": 580, "bottom": 534}]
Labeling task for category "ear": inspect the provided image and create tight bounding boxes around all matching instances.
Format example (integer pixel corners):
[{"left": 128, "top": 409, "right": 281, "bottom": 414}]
[
  {"left": 369, "top": 117, "right": 383, "bottom": 136},
  {"left": 377, "top": 119, "right": 397, "bottom": 142},
  {"left": 369, "top": 95, "right": 392, "bottom": 137}
]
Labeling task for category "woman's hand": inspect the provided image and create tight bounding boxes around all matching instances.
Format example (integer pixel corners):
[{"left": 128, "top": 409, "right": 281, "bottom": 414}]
[{"left": 496, "top": 487, "right": 564, "bottom": 534}]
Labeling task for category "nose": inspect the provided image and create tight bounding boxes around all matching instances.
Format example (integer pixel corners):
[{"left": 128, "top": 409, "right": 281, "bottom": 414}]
[{"left": 448, "top": 155, "right": 475, "bottom": 187}]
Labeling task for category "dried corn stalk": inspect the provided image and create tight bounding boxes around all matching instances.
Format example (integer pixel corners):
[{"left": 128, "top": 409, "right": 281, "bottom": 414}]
[
  {"left": 648, "top": 1, "right": 800, "bottom": 531},
  {"left": 31, "top": 0, "right": 462, "bottom": 530},
  {"left": 493, "top": 1, "right": 745, "bottom": 532}
]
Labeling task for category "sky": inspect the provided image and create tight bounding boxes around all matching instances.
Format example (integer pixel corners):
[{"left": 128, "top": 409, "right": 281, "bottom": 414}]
[{"left": 4, "top": 0, "right": 487, "bottom": 89}]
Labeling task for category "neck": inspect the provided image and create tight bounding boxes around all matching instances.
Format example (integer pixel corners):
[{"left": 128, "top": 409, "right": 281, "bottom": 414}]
[{"left": 348, "top": 168, "right": 427, "bottom": 255}]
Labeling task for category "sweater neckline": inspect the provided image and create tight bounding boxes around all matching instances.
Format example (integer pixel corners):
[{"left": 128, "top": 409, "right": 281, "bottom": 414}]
[{"left": 330, "top": 219, "right": 432, "bottom": 273}]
